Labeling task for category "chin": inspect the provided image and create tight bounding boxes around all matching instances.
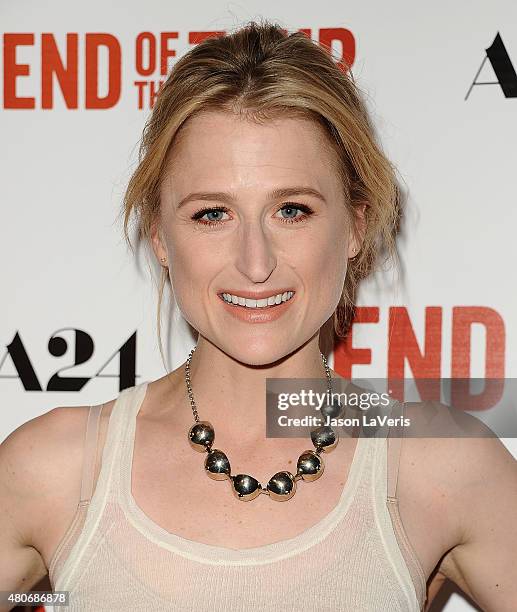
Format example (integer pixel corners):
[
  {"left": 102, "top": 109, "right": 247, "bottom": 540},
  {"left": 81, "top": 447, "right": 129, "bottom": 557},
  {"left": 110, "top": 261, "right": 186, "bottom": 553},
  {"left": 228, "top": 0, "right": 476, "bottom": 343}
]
[
  {"left": 228, "top": 344, "right": 286, "bottom": 367},
  {"left": 213, "top": 335, "right": 309, "bottom": 368}
]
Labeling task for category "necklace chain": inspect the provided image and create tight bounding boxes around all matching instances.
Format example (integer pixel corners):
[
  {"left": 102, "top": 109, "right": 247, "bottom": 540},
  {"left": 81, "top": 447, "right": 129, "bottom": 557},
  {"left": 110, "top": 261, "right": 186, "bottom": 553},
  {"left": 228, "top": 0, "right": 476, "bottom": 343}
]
[
  {"left": 185, "top": 346, "right": 333, "bottom": 422},
  {"left": 184, "top": 346, "right": 340, "bottom": 502}
]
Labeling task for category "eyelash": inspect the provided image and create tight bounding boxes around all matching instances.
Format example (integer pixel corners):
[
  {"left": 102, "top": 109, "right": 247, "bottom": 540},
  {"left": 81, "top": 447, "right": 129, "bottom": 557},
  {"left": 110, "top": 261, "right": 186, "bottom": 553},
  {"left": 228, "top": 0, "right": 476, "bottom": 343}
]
[{"left": 191, "top": 203, "right": 314, "bottom": 227}]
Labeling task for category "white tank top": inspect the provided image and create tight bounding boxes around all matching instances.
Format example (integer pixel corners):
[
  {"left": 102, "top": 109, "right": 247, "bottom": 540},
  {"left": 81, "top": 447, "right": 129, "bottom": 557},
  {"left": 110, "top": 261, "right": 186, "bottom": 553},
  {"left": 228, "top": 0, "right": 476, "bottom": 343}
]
[{"left": 48, "top": 381, "right": 427, "bottom": 610}]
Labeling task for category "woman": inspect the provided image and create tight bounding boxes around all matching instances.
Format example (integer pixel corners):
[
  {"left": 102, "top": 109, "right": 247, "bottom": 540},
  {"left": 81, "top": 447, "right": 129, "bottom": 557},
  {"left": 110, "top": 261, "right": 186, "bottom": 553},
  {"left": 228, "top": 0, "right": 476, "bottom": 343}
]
[{"left": 1, "top": 20, "right": 516, "bottom": 612}]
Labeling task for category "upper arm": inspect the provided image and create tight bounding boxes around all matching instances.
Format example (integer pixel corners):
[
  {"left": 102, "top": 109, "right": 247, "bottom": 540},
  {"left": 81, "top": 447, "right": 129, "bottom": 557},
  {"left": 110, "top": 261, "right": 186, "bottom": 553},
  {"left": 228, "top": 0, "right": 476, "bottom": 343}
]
[
  {"left": 0, "top": 414, "right": 52, "bottom": 606},
  {"left": 0, "top": 480, "right": 46, "bottom": 611},
  {"left": 443, "top": 435, "right": 517, "bottom": 611},
  {"left": 0, "top": 406, "right": 88, "bottom": 609}
]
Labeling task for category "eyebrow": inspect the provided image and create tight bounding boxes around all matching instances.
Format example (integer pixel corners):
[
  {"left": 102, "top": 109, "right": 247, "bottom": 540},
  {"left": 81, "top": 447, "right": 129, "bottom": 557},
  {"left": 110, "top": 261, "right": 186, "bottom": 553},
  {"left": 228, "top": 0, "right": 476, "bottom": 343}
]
[{"left": 176, "top": 186, "right": 327, "bottom": 209}]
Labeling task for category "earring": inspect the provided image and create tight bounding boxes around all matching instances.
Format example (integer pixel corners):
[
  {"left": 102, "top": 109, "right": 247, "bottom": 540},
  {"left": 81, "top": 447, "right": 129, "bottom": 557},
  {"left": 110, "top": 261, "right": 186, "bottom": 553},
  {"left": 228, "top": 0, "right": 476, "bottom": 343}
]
[{"left": 160, "top": 257, "right": 167, "bottom": 264}]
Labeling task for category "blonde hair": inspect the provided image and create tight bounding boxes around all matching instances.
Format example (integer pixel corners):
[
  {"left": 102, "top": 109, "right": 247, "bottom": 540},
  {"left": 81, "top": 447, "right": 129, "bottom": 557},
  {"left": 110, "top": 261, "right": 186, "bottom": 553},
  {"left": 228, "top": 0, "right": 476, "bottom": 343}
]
[{"left": 121, "top": 19, "right": 401, "bottom": 366}]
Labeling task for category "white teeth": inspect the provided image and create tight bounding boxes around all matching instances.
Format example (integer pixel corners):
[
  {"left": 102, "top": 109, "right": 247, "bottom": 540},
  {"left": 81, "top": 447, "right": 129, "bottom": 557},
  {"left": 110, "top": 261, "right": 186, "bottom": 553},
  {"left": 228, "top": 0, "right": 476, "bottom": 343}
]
[{"left": 222, "top": 291, "right": 294, "bottom": 308}]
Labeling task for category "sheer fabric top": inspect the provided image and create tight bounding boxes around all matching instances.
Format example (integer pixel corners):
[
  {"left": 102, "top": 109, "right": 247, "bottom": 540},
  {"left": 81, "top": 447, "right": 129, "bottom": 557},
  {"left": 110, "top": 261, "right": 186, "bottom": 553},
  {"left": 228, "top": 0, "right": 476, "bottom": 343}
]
[{"left": 48, "top": 382, "right": 427, "bottom": 611}]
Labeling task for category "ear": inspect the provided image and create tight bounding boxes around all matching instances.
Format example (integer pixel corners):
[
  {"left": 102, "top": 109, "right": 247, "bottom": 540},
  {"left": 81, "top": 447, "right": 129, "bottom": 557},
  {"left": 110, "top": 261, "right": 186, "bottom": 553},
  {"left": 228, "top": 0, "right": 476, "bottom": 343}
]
[
  {"left": 347, "top": 202, "right": 367, "bottom": 258},
  {"left": 150, "top": 218, "right": 168, "bottom": 267}
]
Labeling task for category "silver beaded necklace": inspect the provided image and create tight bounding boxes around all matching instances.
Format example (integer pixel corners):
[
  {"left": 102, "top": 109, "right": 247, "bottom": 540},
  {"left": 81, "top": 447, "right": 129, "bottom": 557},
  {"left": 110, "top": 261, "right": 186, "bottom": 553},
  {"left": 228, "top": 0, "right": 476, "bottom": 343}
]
[{"left": 185, "top": 346, "right": 343, "bottom": 501}]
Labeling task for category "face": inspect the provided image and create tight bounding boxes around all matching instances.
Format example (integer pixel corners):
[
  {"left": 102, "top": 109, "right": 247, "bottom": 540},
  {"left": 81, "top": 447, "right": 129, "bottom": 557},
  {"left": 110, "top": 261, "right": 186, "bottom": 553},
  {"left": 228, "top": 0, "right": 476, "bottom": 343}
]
[{"left": 152, "top": 110, "right": 362, "bottom": 365}]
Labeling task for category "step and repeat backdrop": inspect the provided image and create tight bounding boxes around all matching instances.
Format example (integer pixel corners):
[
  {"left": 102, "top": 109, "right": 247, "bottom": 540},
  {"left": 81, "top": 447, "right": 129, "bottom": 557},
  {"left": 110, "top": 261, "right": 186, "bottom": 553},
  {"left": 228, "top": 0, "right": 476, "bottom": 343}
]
[{"left": 2, "top": 1, "right": 516, "bottom": 611}]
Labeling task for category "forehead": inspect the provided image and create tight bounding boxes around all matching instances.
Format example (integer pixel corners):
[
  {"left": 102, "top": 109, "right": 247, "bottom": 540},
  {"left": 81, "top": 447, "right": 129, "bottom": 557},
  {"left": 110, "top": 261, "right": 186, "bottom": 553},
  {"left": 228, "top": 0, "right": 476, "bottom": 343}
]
[{"left": 163, "top": 110, "right": 340, "bottom": 190}]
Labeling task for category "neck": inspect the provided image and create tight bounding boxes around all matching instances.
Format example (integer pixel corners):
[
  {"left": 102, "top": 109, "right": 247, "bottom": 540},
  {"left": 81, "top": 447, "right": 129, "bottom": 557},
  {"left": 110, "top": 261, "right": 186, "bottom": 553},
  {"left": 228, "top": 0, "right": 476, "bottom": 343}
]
[{"left": 180, "top": 334, "right": 333, "bottom": 445}]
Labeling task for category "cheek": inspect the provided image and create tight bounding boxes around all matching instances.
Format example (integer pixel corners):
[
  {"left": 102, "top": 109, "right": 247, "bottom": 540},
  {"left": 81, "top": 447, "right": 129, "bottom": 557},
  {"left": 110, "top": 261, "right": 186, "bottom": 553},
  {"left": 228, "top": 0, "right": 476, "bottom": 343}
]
[
  {"left": 300, "top": 224, "right": 349, "bottom": 310},
  {"left": 166, "top": 232, "right": 201, "bottom": 304},
  {"left": 166, "top": 230, "right": 223, "bottom": 306},
  {"left": 305, "top": 245, "right": 348, "bottom": 300}
]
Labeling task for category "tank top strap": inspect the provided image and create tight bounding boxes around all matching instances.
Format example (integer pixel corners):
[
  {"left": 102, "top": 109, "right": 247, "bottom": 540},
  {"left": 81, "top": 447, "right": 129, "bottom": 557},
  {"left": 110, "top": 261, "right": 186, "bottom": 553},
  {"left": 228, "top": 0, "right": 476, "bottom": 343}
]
[
  {"left": 110, "top": 382, "right": 149, "bottom": 499},
  {"left": 50, "top": 383, "right": 148, "bottom": 592},
  {"left": 79, "top": 403, "right": 104, "bottom": 504},
  {"left": 75, "top": 383, "right": 147, "bottom": 507},
  {"left": 387, "top": 400, "right": 405, "bottom": 500},
  {"left": 47, "top": 403, "right": 103, "bottom": 586},
  {"left": 384, "top": 400, "right": 427, "bottom": 610}
]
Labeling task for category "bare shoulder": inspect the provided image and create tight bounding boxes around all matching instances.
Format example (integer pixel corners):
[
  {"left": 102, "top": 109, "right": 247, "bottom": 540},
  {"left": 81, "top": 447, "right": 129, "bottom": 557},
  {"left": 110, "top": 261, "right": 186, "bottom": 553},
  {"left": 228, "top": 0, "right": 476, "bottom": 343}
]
[
  {"left": 1, "top": 406, "right": 89, "bottom": 547},
  {"left": 0, "top": 404, "right": 89, "bottom": 594},
  {"left": 401, "top": 399, "right": 514, "bottom": 499},
  {"left": 0, "top": 397, "right": 117, "bottom": 574},
  {"left": 439, "top": 431, "right": 517, "bottom": 608},
  {"left": 402, "top": 400, "right": 517, "bottom": 608}
]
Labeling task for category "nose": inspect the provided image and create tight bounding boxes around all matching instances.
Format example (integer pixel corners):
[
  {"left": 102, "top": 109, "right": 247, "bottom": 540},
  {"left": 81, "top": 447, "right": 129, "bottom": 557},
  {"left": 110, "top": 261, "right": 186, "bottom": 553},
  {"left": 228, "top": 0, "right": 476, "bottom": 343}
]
[{"left": 233, "top": 220, "right": 278, "bottom": 283}]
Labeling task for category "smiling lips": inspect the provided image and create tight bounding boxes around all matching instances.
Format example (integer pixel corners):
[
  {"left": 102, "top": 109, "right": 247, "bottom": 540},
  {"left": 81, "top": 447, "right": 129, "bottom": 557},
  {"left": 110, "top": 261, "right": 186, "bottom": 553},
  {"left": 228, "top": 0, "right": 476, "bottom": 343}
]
[
  {"left": 220, "top": 290, "right": 295, "bottom": 309},
  {"left": 217, "top": 290, "right": 296, "bottom": 323}
]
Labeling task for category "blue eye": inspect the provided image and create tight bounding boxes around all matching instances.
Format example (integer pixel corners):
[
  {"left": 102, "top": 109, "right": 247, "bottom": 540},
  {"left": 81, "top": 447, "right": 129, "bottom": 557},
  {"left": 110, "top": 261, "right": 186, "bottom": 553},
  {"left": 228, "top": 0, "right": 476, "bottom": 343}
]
[
  {"left": 191, "top": 203, "right": 314, "bottom": 227},
  {"left": 277, "top": 204, "right": 313, "bottom": 222},
  {"left": 203, "top": 209, "right": 228, "bottom": 223},
  {"left": 191, "top": 206, "right": 231, "bottom": 226}
]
